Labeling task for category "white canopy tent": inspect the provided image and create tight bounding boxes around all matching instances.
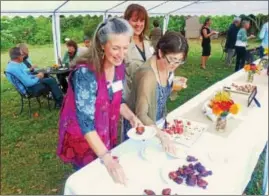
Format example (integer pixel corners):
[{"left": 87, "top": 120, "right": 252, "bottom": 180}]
[{"left": 1, "top": 0, "right": 268, "bottom": 63}]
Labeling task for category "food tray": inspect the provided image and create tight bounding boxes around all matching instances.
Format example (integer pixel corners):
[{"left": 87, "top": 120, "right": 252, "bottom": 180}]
[
  {"left": 223, "top": 82, "right": 256, "bottom": 95},
  {"left": 164, "top": 117, "right": 208, "bottom": 147}
]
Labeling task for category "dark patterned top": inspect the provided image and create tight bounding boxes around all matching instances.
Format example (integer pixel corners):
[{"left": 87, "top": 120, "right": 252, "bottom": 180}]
[{"left": 156, "top": 75, "right": 173, "bottom": 121}]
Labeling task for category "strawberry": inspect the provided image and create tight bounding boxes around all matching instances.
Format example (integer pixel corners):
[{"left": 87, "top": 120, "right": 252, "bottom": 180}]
[
  {"left": 162, "top": 188, "right": 171, "bottom": 195},
  {"left": 136, "top": 126, "right": 145, "bottom": 135},
  {"left": 144, "top": 189, "right": 156, "bottom": 195},
  {"left": 168, "top": 171, "right": 178, "bottom": 180}
]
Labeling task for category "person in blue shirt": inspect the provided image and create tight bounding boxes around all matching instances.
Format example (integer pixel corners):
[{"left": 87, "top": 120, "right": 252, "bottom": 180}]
[
  {"left": 6, "top": 47, "right": 63, "bottom": 108},
  {"left": 259, "top": 21, "right": 268, "bottom": 57}
]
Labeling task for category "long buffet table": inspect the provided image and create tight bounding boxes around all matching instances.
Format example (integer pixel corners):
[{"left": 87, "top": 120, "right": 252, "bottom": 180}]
[{"left": 64, "top": 59, "right": 268, "bottom": 195}]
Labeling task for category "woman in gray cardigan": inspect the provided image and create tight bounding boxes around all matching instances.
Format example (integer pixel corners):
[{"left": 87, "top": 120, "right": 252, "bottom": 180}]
[{"left": 124, "top": 31, "right": 189, "bottom": 153}]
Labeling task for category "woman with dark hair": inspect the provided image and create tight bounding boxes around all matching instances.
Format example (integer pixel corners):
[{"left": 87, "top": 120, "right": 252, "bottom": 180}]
[
  {"left": 123, "top": 4, "right": 154, "bottom": 101},
  {"left": 57, "top": 17, "right": 142, "bottom": 184},
  {"left": 57, "top": 40, "right": 79, "bottom": 93},
  {"left": 123, "top": 31, "right": 189, "bottom": 154},
  {"left": 200, "top": 17, "right": 217, "bottom": 69}
]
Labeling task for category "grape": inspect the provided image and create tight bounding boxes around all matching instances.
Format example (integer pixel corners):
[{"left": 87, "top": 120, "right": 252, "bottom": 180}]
[
  {"left": 197, "top": 178, "right": 208, "bottom": 189},
  {"left": 186, "top": 155, "right": 198, "bottom": 162},
  {"left": 186, "top": 174, "right": 197, "bottom": 186},
  {"left": 174, "top": 177, "right": 183, "bottom": 184}
]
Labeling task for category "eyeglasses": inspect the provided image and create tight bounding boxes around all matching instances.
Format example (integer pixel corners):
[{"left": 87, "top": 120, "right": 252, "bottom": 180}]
[{"left": 164, "top": 55, "right": 185, "bottom": 66}]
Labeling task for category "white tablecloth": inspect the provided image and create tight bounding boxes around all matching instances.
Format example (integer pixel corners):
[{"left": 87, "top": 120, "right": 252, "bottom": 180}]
[{"left": 64, "top": 60, "right": 268, "bottom": 195}]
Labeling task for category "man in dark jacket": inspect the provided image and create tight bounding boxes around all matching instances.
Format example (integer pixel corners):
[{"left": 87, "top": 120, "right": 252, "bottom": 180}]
[{"left": 225, "top": 17, "right": 241, "bottom": 66}]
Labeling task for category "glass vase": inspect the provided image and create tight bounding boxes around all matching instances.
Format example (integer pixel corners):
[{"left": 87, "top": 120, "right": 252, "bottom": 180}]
[
  {"left": 247, "top": 72, "right": 254, "bottom": 83},
  {"left": 216, "top": 116, "right": 227, "bottom": 132}
]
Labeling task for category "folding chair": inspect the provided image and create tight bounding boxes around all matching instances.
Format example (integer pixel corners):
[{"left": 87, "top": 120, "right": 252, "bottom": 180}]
[{"left": 4, "top": 71, "right": 51, "bottom": 117}]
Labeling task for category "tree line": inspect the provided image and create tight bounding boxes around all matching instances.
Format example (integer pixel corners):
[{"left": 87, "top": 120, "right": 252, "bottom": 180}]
[{"left": 1, "top": 14, "right": 268, "bottom": 51}]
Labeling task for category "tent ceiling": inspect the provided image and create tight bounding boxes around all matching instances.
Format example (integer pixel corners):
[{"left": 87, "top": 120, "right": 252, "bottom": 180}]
[{"left": 1, "top": 0, "right": 268, "bottom": 17}]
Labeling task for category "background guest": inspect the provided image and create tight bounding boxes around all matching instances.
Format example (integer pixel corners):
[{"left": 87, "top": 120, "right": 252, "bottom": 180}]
[
  {"left": 235, "top": 20, "right": 256, "bottom": 72},
  {"left": 78, "top": 35, "right": 91, "bottom": 56},
  {"left": 259, "top": 21, "right": 268, "bottom": 57},
  {"left": 123, "top": 4, "right": 153, "bottom": 101},
  {"left": 57, "top": 40, "right": 78, "bottom": 93},
  {"left": 17, "top": 43, "right": 38, "bottom": 73},
  {"left": 200, "top": 17, "right": 217, "bottom": 69},
  {"left": 149, "top": 19, "right": 163, "bottom": 50},
  {"left": 224, "top": 17, "right": 241, "bottom": 66},
  {"left": 6, "top": 47, "right": 63, "bottom": 108}
]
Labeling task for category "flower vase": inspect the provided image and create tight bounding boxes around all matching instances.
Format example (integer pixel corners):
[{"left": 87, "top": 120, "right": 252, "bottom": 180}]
[
  {"left": 247, "top": 72, "right": 254, "bottom": 83},
  {"left": 216, "top": 116, "right": 227, "bottom": 132}
]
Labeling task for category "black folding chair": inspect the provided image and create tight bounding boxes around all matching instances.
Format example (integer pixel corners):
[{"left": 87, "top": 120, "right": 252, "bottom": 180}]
[{"left": 4, "top": 71, "right": 51, "bottom": 117}]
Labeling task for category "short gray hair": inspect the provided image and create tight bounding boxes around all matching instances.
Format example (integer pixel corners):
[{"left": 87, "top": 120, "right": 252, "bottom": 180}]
[
  {"left": 17, "top": 43, "right": 28, "bottom": 54},
  {"left": 75, "top": 17, "right": 133, "bottom": 74},
  {"left": 9, "top": 47, "right": 22, "bottom": 60},
  {"left": 233, "top": 17, "right": 241, "bottom": 22}
]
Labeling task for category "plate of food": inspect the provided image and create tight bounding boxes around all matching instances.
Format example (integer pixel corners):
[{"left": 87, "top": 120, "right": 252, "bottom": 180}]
[
  {"left": 160, "top": 155, "right": 213, "bottom": 190},
  {"left": 223, "top": 82, "right": 256, "bottom": 95},
  {"left": 163, "top": 118, "right": 208, "bottom": 147},
  {"left": 127, "top": 126, "right": 157, "bottom": 141},
  {"left": 59, "top": 67, "right": 69, "bottom": 71}
]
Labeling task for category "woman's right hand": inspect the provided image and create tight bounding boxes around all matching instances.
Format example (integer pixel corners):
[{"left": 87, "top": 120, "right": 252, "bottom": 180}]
[{"left": 102, "top": 153, "right": 127, "bottom": 185}]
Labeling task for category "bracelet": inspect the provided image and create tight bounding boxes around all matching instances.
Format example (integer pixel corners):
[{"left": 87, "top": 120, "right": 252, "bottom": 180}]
[{"left": 99, "top": 150, "right": 111, "bottom": 164}]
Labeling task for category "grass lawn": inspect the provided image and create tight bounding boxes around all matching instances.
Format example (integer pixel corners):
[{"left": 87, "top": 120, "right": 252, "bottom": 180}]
[{"left": 0, "top": 39, "right": 265, "bottom": 195}]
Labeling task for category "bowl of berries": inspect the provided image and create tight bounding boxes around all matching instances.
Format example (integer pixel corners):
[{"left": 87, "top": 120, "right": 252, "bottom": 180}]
[{"left": 127, "top": 126, "right": 157, "bottom": 141}]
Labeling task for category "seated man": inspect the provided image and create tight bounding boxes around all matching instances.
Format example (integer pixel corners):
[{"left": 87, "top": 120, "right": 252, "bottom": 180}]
[
  {"left": 17, "top": 43, "right": 37, "bottom": 73},
  {"left": 6, "top": 47, "right": 63, "bottom": 108}
]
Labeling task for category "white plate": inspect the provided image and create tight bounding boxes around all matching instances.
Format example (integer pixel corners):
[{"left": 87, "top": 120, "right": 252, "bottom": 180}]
[
  {"left": 165, "top": 118, "right": 208, "bottom": 147},
  {"left": 166, "top": 145, "right": 188, "bottom": 159},
  {"left": 141, "top": 144, "right": 166, "bottom": 163},
  {"left": 59, "top": 67, "right": 68, "bottom": 71},
  {"left": 160, "top": 157, "right": 214, "bottom": 187},
  {"left": 127, "top": 126, "right": 157, "bottom": 141}
]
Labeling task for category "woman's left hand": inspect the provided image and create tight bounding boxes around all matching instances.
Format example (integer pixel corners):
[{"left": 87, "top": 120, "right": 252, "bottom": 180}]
[{"left": 129, "top": 116, "right": 143, "bottom": 128}]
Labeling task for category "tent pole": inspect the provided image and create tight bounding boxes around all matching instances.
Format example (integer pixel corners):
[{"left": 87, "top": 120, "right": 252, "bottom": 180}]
[
  {"left": 52, "top": 13, "right": 61, "bottom": 64},
  {"left": 163, "top": 14, "right": 170, "bottom": 34}
]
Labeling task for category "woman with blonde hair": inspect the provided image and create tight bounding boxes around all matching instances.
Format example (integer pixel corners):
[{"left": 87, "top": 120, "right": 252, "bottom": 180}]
[{"left": 57, "top": 17, "right": 142, "bottom": 185}]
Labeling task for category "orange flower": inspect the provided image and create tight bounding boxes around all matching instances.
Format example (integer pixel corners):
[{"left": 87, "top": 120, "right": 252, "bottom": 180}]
[
  {"left": 264, "top": 48, "right": 269, "bottom": 55},
  {"left": 244, "top": 65, "right": 250, "bottom": 71},
  {"left": 229, "top": 104, "right": 239, "bottom": 114},
  {"left": 212, "top": 104, "right": 223, "bottom": 116}
]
